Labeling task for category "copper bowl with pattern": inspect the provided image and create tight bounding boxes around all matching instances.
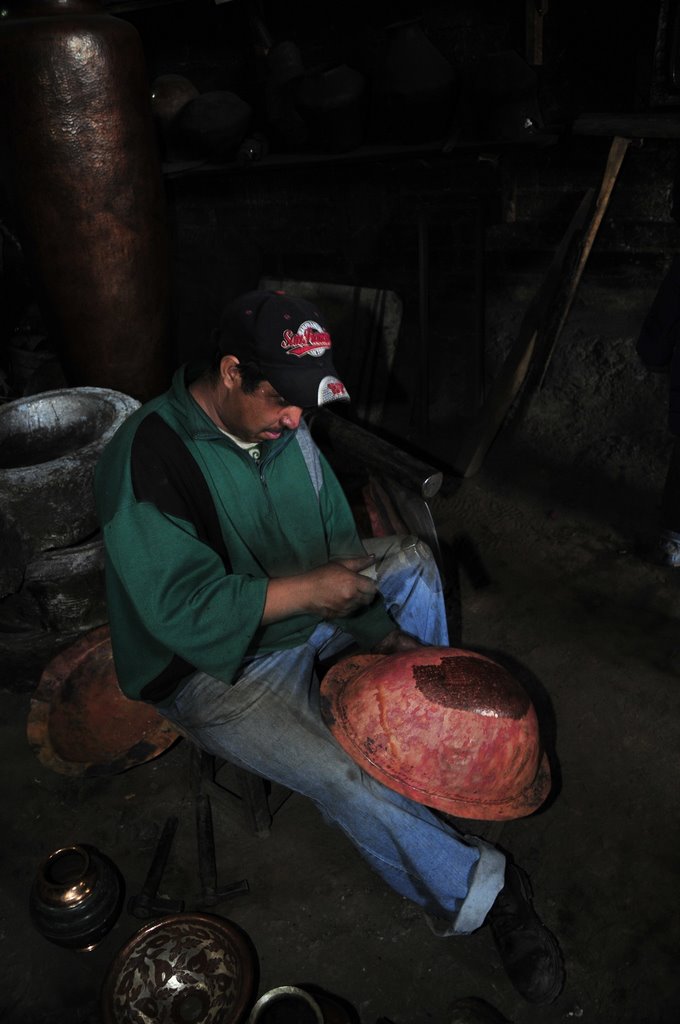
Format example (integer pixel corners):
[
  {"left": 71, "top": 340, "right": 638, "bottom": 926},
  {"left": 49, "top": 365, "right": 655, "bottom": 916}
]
[{"left": 101, "top": 913, "right": 258, "bottom": 1024}]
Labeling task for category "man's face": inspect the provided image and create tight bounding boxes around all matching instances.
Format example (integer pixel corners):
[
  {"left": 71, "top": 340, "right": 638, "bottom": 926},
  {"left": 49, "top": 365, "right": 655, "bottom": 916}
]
[{"left": 218, "top": 373, "right": 304, "bottom": 443}]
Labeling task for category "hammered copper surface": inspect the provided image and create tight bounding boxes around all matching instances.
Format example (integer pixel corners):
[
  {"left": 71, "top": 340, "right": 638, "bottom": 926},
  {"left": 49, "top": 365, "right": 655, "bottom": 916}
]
[
  {"left": 0, "top": 0, "right": 170, "bottom": 401},
  {"left": 320, "top": 646, "right": 551, "bottom": 820},
  {"left": 413, "top": 655, "right": 529, "bottom": 718}
]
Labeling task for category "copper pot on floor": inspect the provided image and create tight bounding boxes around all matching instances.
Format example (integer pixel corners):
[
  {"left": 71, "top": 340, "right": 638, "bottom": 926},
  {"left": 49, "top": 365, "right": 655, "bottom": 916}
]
[{"left": 29, "top": 843, "right": 124, "bottom": 951}]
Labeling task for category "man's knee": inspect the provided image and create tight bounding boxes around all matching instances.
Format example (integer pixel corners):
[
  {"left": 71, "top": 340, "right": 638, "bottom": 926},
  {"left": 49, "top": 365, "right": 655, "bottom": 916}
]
[
  {"left": 365, "top": 534, "right": 440, "bottom": 591},
  {"left": 364, "top": 533, "right": 434, "bottom": 569}
]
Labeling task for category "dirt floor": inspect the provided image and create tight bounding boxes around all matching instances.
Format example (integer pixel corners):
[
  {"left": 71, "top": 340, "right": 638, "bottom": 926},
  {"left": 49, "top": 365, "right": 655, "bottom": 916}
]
[{"left": 1, "top": 262, "right": 679, "bottom": 1023}]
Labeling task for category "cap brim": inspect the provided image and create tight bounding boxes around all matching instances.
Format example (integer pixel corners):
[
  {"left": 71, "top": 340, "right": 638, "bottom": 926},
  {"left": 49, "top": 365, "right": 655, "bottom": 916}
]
[{"left": 263, "top": 364, "right": 350, "bottom": 408}]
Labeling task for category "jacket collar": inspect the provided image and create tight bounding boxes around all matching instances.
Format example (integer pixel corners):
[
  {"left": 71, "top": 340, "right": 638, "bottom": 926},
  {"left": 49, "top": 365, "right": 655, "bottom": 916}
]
[{"left": 168, "top": 363, "right": 295, "bottom": 455}]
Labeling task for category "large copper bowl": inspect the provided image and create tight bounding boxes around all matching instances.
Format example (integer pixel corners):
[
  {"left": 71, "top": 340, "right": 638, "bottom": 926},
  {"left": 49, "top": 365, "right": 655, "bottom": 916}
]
[
  {"left": 27, "top": 624, "right": 179, "bottom": 777},
  {"left": 101, "top": 913, "right": 258, "bottom": 1024},
  {"left": 320, "top": 647, "right": 551, "bottom": 821}
]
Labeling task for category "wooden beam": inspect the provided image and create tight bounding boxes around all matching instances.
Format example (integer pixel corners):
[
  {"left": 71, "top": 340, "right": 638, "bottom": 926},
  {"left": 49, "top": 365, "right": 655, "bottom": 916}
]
[
  {"left": 526, "top": 0, "right": 549, "bottom": 66},
  {"left": 453, "top": 135, "right": 631, "bottom": 478},
  {"left": 452, "top": 187, "right": 596, "bottom": 478},
  {"left": 533, "top": 135, "right": 631, "bottom": 387}
]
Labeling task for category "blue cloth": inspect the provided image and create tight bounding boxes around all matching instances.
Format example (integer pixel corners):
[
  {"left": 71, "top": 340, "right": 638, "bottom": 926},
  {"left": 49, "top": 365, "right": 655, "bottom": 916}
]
[{"left": 159, "top": 535, "right": 506, "bottom": 934}]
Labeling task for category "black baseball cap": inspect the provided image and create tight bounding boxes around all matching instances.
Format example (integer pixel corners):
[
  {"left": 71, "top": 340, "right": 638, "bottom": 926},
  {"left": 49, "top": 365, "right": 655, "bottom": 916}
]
[{"left": 217, "top": 290, "right": 350, "bottom": 408}]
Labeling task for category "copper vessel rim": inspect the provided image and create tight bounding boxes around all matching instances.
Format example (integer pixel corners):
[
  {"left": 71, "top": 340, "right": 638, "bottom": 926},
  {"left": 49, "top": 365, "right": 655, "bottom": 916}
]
[{"left": 37, "top": 844, "right": 97, "bottom": 906}]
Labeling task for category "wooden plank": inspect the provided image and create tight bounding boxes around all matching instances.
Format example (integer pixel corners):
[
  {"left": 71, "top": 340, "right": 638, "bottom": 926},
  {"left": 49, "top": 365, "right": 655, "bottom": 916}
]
[
  {"left": 453, "top": 135, "right": 631, "bottom": 478},
  {"left": 452, "top": 187, "right": 596, "bottom": 478},
  {"left": 526, "top": 0, "right": 549, "bottom": 66},
  {"left": 533, "top": 135, "right": 631, "bottom": 387}
]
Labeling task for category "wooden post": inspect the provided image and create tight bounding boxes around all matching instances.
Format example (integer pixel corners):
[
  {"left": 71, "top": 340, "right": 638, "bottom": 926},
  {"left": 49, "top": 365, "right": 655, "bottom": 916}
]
[{"left": 526, "top": 0, "right": 549, "bottom": 66}]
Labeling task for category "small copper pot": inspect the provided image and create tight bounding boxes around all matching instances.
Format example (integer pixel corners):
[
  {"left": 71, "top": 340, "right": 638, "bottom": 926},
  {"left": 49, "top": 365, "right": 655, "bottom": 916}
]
[
  {"left": 29, "top": 844, "right": 124, "bottom": 951},
  {"left": 246, "top": 987, "right": 325, "bottom": 1024}
]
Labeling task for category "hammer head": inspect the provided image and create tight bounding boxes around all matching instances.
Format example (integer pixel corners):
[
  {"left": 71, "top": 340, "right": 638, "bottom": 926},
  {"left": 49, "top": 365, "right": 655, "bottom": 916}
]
[{"left": 127, "top": 892, "right": 185, "bottom": 919}]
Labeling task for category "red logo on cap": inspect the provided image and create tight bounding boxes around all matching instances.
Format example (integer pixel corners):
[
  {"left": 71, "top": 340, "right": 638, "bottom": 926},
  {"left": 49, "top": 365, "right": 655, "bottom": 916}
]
[{"left": 281, "top": 320, "right": 331, "bottom": 358}]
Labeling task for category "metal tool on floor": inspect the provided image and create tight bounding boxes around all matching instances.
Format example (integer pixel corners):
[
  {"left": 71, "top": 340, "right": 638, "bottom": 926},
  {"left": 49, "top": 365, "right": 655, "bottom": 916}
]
[
  {"left": 196, "top": 789, "right": 249, "bottom": 908},
  {"left": 128, "top": 815, "right": 185, "bottom": 919}
]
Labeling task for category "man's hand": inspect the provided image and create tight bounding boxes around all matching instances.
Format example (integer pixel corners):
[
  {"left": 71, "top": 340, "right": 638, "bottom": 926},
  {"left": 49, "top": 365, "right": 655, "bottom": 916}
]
[
  {"left": 371, "top": 627, "right": 426, "bottom": 655},
  {"left": 262, "top": 554, "right": 378, "bottom": 623},
  {"left": 303, "top": 555, "right": 378, "bottom": 618}
]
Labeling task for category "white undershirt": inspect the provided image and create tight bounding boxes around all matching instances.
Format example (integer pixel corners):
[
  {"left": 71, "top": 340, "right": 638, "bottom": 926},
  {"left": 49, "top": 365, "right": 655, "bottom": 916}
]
[{"left": 218, "top": 426, "right": 261, "bottom": 460}]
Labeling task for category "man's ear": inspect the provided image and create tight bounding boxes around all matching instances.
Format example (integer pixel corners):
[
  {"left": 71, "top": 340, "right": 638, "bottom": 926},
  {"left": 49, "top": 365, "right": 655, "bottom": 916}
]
[{"left": 219, "top": 355, "right": 241, "bottom": 391}]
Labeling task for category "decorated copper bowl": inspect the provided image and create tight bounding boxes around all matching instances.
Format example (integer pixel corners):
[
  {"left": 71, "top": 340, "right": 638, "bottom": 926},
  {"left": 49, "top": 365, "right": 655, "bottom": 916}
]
[{"left": 101, "top": 913, "right": 258, "bottom": 1024}]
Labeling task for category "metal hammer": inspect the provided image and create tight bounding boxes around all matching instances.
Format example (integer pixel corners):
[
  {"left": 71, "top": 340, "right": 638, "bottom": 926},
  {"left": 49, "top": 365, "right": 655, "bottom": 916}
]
[
  {"left": 196, "top": 791, "right": 249, "bottom": 908},
  {"left": 128, "top": 815, "right": 185, "bottom": 919}
]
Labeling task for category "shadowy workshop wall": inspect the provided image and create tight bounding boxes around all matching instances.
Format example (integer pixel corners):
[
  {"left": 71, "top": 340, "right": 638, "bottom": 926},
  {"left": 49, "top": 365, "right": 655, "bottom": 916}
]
[{"left": 1, "top": 0, "right": 676, "bottom": 478}]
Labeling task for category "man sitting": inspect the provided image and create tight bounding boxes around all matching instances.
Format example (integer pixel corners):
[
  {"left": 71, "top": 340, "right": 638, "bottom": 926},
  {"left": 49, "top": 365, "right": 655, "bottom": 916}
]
[{"left": 94, "top": 289, "right": 564, "bottom": 1005}]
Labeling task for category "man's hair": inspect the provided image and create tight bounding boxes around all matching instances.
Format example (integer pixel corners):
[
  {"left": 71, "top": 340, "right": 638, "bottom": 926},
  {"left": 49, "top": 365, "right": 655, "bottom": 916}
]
[
  {"left": 209, "top": 350, "right": 265, "bottom": 393},
  {"left": 237, "top": 360, "right": 266, "bottom": 394}
]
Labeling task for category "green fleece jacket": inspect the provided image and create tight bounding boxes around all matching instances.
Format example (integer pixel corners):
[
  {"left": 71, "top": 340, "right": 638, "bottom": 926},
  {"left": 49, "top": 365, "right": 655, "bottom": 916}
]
[{"left": 94, "top": 365, "right": 394, "bottom": 701}]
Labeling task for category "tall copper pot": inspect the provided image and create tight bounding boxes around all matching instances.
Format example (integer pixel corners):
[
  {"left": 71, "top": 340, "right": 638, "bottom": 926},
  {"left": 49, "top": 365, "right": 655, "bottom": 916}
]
[{"left": 0, "top": 0, "right": 171, "bottom": 401}]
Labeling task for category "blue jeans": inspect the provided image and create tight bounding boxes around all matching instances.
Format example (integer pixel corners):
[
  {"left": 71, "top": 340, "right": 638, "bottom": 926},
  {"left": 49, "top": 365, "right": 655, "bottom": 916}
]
[{"left": 160, "top": 535, "right": 506, "bottom": 935}]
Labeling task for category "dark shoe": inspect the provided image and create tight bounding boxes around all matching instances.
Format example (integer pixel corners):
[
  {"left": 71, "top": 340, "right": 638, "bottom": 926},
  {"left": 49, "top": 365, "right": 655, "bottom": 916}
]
[
  {"left": 449, "top": 997, "right": 514, "bottom": 1023},
  {"left": 487, "top": 861, "right": 565, "bottom": 1004},
  {"left": 637, "top": 528, "right": 680, "bottom": 567},
  {"left": 650, "top": 529, "right": 680, "bottom": 567}
]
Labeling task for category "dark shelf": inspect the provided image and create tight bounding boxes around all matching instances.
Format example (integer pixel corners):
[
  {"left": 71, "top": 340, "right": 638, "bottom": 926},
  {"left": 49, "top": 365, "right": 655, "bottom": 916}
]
[
  {"left": 574, "top": 111, "right": 680, "bottom": 138},
  {"left": 161, "top": 133, "right": 560, "bottom": 179},
  {"left": 105, "top": 0, "right": 186, "bottom": 11}
]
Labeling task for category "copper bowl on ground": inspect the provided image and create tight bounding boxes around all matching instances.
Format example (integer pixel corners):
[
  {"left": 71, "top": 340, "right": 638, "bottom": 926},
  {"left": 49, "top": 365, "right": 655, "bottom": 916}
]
[
  {"left": 101, "top": 913, "right": 258, "bottom": 1024},
  {"left": 27, "top": 624, "right": 179, "bottom": 777}
]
